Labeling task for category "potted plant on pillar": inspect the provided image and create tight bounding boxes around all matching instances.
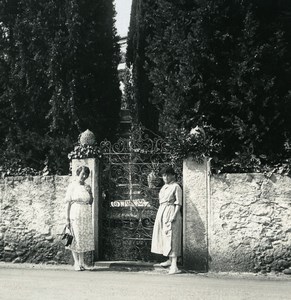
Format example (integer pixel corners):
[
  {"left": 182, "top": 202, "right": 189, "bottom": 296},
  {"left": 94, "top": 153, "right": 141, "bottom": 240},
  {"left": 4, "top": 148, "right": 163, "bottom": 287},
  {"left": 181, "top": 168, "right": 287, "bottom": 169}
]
[
  {"left": 147, "top": 162, "right": 163, "bottom": 188},
  {"left": 68, "top": 129, "right": 102, "bottom": 161},
  {"left": 166, "top": 125, "right": 221, "bottom": 165}
]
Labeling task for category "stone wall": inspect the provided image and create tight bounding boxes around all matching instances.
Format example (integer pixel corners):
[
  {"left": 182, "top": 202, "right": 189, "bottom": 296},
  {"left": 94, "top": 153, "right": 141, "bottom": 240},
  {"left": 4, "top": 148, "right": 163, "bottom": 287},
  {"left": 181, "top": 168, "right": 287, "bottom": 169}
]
[
  {"left": 209, "top": 173, "right": 291, "bottom": 272},
  {"left": 182, "top": 158, "right": 209, "bottom": 271},
  {"left": 0, "top": 175, "right": 72, "bottom": 264},
  {"left": 2, "top": 166, "right": 291, "bottom": 272}
]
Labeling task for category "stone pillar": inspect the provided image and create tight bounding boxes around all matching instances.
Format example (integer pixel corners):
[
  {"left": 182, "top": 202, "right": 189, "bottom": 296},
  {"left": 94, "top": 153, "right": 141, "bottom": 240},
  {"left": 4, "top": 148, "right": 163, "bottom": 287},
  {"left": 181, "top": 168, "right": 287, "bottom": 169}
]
[
  {"left": 72, "top": 158, "right": 100, "bottom": 260},
  {"left": 183, "top": 157, "right": 210, "bottom": 271}
]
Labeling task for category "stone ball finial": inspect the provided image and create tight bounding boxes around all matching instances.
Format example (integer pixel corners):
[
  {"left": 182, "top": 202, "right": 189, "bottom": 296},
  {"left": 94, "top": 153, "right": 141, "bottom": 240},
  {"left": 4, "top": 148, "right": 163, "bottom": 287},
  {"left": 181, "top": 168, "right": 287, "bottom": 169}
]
[
  {"left": 189, "top": 126, "right": 206, "bottom": 138},
  {"left": 79, "top": 129, "right": 96, "bottom": 146}
]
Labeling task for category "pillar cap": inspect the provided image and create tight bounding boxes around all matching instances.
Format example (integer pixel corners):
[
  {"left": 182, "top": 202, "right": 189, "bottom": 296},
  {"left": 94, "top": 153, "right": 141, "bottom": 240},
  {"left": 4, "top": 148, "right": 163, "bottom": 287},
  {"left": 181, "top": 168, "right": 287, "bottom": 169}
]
[{"left": 79, "top": 129, "right": 96, "bottom": 146}]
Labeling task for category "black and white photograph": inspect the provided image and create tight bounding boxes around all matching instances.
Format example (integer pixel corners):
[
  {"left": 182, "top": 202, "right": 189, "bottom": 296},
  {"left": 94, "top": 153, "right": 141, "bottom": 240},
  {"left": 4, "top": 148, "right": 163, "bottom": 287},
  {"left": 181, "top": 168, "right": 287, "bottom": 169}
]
[{"left": 1, "top": 1, "right": 291, "bottom": 299}]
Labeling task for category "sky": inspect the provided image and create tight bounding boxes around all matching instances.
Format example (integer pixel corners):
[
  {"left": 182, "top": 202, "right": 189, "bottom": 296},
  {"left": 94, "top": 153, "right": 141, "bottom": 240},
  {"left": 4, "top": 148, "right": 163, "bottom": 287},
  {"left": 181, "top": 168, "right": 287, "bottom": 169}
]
[{"left": 114, "top": 0, "right": 132, "bottom": 37}]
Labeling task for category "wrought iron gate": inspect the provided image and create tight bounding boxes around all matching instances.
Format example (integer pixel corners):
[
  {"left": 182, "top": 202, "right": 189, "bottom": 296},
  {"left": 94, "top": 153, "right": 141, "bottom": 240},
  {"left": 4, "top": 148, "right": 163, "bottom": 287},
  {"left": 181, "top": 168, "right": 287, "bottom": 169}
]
[{"left": 99, "top": 127, "right": 174, "bottom": 261}]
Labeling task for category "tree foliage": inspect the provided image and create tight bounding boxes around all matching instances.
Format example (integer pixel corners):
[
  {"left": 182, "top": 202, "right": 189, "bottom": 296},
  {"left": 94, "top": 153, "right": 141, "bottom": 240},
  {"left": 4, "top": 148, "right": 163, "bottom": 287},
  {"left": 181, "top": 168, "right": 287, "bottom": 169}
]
[
  {"left": 127, "top": 0, "right": 291, "bottom": 172},
  {"left": 0, "top": 0, "right": 121, "bottom": 175},
  {"left": 126, "top": 0, "right": 159, "bottom": 132}
]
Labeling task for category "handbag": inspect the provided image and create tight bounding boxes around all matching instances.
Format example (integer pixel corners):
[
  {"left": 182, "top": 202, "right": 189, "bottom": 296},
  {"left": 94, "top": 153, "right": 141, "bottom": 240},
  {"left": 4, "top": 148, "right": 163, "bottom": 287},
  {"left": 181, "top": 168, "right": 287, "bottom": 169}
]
[{"left": 60, "top": 225, "right": 74, "bottom": 247}]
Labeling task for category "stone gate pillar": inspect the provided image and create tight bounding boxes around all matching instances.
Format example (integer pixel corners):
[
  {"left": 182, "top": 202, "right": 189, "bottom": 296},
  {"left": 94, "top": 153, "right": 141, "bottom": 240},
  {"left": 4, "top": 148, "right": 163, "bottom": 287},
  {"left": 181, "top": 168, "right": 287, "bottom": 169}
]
[
  {"left": 183, "top": 157, "right": 211, "bottom": 271},
  {"left": 72, "top": 158, "right": 100, "bottom": 260}
]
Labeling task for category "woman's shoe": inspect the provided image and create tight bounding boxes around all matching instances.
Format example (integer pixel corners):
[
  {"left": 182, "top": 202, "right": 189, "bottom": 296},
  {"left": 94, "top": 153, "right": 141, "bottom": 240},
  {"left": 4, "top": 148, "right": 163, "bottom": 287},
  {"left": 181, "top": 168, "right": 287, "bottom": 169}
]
[
  {"left": 74, "top": 264, "right": 82, "bottom": 271},
  {"left": 160, "top": 260, "right": 172, "bottom": 267},
  {"left": 168, "top": 267, "right": 181, "bottom": 275},
  {"left": 80, "top": 264, "right": 92, "bottom": 271}
]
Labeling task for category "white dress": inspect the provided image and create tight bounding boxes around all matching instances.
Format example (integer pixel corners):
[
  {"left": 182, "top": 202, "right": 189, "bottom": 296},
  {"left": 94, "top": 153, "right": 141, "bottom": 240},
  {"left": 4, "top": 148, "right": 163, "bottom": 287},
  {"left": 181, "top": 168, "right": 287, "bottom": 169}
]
[
  {"left": 151, "top": 182, "right": 182, "bottom": 257},
  {"left": 65, "top": 181, "right": 95, "bottom": 253}
]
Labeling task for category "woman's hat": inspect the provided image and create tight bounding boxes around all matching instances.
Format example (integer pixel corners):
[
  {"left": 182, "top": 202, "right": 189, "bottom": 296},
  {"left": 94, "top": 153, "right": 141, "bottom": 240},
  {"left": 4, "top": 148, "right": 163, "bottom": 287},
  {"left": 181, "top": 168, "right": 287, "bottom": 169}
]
[{"left": 160, "top": 166, "right": 176, "bottom": 176}]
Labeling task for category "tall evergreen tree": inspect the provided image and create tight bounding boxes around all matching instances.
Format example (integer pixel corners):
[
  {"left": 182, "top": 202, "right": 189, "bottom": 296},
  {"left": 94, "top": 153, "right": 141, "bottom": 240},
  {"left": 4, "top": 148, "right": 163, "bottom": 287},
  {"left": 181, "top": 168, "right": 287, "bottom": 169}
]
[
  {"left": 128, "top": 0, "right": 291, "bottom": 170},
  {"left": 126, "top": 0, "right": 159, "bottom": 132},
  {"left": 0, "top": 0, "right": 121, "bottom": 174}
]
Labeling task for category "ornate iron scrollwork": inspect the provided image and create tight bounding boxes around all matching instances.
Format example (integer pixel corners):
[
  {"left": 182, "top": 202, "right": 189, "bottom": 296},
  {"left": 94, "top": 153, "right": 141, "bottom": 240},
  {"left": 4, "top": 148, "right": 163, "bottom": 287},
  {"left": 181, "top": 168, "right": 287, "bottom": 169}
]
[{"left": 99, "top": 126, "right": 178, "bottom": 261}]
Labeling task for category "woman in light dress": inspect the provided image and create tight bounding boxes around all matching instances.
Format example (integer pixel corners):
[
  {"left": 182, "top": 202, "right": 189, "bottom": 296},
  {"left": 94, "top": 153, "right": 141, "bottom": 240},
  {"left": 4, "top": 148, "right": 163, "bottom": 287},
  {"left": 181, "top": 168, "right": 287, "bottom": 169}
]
[
  {"left": 151, "top": 166, "right": 182, "bottom": 274},
  {"left": 65, "top": 165, "right": 94, "bottom": 271}
]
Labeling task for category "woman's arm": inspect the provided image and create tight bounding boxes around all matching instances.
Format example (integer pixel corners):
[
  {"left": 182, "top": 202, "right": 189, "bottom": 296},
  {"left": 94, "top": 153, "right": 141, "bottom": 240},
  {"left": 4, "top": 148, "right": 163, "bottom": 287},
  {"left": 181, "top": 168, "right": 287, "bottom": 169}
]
[
  {"left": 85, "top": 184, "right": 93, "bottom": 205},
  {"left": 170, "top": 184, "right": 182, "bottom": 222},
  {"left": 66, "top": 202, "right": 71, "bottom": 227},
  {"left": 170, "top": 204, "right": 181, "bottom": 223}
]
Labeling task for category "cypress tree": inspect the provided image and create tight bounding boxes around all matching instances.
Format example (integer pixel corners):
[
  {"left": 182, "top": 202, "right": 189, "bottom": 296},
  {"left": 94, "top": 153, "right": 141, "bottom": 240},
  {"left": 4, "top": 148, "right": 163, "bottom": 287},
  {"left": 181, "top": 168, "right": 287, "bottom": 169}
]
[
  {"left": 128, "top": 0, "right": 291, "bottom": 170},
  {"left": 126, "top": 0, "right": 159, "bottom": 132},
  {"left": 0, "top": 0, "right": 121, "bottom": 174}
]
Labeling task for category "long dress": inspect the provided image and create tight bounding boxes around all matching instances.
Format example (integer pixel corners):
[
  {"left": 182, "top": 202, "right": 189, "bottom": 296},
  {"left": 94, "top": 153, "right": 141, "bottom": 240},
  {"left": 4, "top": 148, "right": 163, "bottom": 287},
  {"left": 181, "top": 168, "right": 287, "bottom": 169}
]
[
  {"left": 65, "top": 181, "right": 95, "bottom": 253},
  {"left": 151, "top": 182, "right": 182, "bottom": 257}
]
